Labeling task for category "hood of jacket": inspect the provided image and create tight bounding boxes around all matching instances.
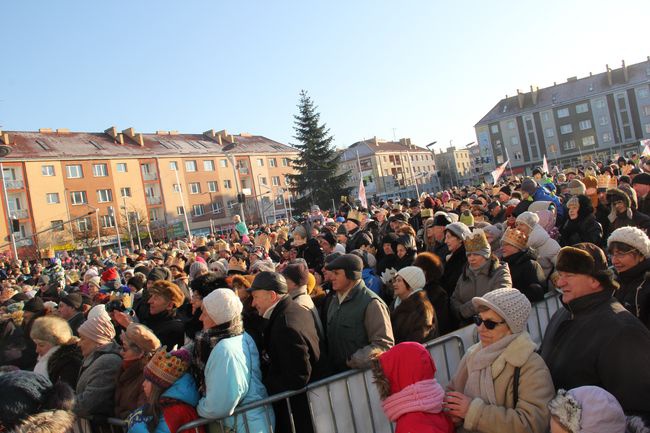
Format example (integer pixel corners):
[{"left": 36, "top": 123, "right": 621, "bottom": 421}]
[
  {"left": 161, "top": 372, "right": 201, "bottom": 406},
  {"left": 375, "top": 342, "right": 437, "bottom": 397},
  {"left": 528, "top": 224, "right": 550, "bottom": 249}
]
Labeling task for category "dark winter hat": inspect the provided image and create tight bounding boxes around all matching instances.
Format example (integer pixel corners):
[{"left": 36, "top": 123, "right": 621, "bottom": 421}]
[
  {"left": 606, "top": 188, "right": 631, "bottom": 209},
  {"left": 318, "top": 231, "right": 337, "bottom": 247},
  {"left": 282, "top": 263, "right": 309, "bottom": 287},
  {"left": 60, "top": 293, "right": 83, "bottom": 311},
  {"left": 24, "top": 297, "right": 45, "bottom": 313},
  {"left": 487, "top": 201, "right": 501, "bottom": 210},
  {"left": 195, "top": 245, "right": 209, "bottom": 253},
  {"left": 324, "top": 253, "right": 363, "bottom": 281},
  {"left": 336, "top": 224, "right": 348, "bottom": 236},
  {"left": 248, "top": 271, "right": 288, "bottom": 294},
  {"left": 388, "top": 213, "right": 408, "bottom": 223},
  {"left": 520, "top": 178, "right": 538, "bottom": 196},
  {"left": 432, "top": 213, "right": 452, "bottom": 227},
  {"left": 147, "top": 266, "right": 172, "bottom": 283},
  {"left": 632, "top": 172, "right": 650, "bottom": 185},
  {"left": 409, "top": 198, "right": 420, "bottom": 208},
  {"left": 556, "top": 243, "right": 618, "bottom": 291},
  {"left": 499, "top": 185, "right": 512, "bottom": 196},
  {"left": 532, "top": 166, "right": 543, "bottom": 176}
]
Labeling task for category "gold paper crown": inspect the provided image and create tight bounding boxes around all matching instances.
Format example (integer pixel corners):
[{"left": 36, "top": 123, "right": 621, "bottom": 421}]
[
  {"left": 464, "top": 229, "right": 490, "bottom": 254},
  {"left": 144, "top": 347, "right": 189, "bottom": 388},
  {"left": 170, "top": 257, "right": 186, "bottom": 269},
  {"left": 421, "top": 208, "right": 433, "bottom": 218},
  {"left": 502, "top": 228, "right": 528, "bottom": 250},
  {"left": 195, "top": 236, "right": 207, "bottom": 247},
  {"left": 215, "top": 239, "right": 230, "bottom": 252},
  {"left": 347, "top": 209, "right": 364, "bottom": 223},
  {"left": 40, "top": 247, "right": 55, "bottom": 259},
  {"left": 109, "top": 292, "right": 133, "bottom": 310},
  {"left": 597, "top": 174, "right": 611, "bottom": 190},
  {"left": 607, "top": 176, "right": 618, "bottom": 190},
  {"left": 116, "top": 256, "right": 128, "bottom": 265}
]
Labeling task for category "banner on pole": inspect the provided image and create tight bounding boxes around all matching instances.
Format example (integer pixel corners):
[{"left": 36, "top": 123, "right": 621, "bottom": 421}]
[
  {"left": 542, "top": 155, "right": 549, "bottom": 174},
  {"left": 358, "top": 178, "right": 367, "bottom": 208},
  {"left": 490, "top": 160, "right": 509, "bottom": 185},
  {"left": 642, "top": 139, "right": 650, "bottom": 157}
]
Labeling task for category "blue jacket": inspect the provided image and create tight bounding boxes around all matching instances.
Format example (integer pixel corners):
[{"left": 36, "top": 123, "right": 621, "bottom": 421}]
[
  {"left": 197, "top": 332, "right": 274, "bottom": 433},
  {"left": 533, "top": 186, "right": 565, "bottom": 220},
  {"left": 362, "top": 268, "right": 382, "bottom": 295},
  {"left": 127, "top": 373, "right": 201, "bottom": 433}
]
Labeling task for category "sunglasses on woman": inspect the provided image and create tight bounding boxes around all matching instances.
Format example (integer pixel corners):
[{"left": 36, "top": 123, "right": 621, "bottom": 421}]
[{"left": 473, "top": 315, "right": 506, "bottom": 330}]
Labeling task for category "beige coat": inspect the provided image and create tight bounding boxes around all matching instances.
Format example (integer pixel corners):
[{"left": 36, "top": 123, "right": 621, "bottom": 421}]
[{"left": 448, "top": 333, "right": 554, "bottom": 433}]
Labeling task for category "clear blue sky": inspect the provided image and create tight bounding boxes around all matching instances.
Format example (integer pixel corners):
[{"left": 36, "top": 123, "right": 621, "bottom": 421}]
[{"left": 1, "top": 0, "right": 649, "bottom": 151}]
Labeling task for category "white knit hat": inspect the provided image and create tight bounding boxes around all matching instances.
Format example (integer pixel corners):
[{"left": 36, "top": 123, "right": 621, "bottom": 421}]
[
  {"left": 201, "top": 288, "right": 243, "bottom": 325},
  {"left": 472, "top": 288, "right": 531, "bottom": 333},
  {"left": 607, "top": 226, "right": 650, "bottom": 258},
  {"left": 396, "top": 266, "right": 426, "bottom": 291},
  {"left": 444, "top": 222, "right": 471, "bottom": 240},
  {"left": 516, "top": 211, "right": 539, "bottom": 230}
]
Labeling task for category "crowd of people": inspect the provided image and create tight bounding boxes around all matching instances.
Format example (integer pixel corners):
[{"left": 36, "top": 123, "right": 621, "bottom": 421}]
[{"left": 0, "top": 155, "right": 650, "bottom": 432}]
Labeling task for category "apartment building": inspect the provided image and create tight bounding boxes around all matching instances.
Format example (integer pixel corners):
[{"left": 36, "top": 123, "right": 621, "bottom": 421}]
[
  {"left": 475, "top": 57, "right": 650, "bottom": 175},
  {"left": 433, "top": 146, "right": 473, "bottom": 188},
  {"left": 0, "top": 128, "right": 298, "bottom": 258}
]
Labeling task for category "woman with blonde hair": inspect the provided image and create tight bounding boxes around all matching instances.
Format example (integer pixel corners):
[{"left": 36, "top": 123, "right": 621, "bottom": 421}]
[{"left": 30, "top": 315, "right": 82, "bottom": 388}]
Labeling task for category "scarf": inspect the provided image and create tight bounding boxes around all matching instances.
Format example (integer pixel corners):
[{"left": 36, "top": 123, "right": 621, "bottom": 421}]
[
  {"left": 33, "top": 345, "right": 60, "bottom": 378},
  {"left": 192, "top": 317, "right": 244, "bottom": 393},
  {"left": 382, "top": 378, "right": 445, "bottom": 421},
  {"left": 464, "top": 333, "right": 519, "bottom": 405},
  {"left": 393, "top": 287, "right": 423, "bottom": 309}
]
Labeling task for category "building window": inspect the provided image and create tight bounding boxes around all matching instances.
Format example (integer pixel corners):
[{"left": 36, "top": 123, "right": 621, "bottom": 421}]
[
  {"left": 576, "top": 103, "right": 589, "bottom": 114},
  {"left": 602, "top": 132, "right": 612, "bottom": 143},
  {"left": 192, "top": 204, "right": 205, "bottom": 217},
  {"left": 41, "top": 165, "right": 55, "bottom": 176},
  {"left": 593, "top": 99, "right": 606, "bottom": 109},
  {"left": 578, "top": 120, "right": 592, "bottom": 131},
  {"left": 120, "top": 187, "right": 132, "bottom": 197},
  {"left": 203, "top": 160, "right": 215, "bottom": 171},
  {"left": 189, "top": 182, "right": 201, "bottom": 194},
  {"left": 541, "top": 112, "right": 550, "bottom": 122},
  {"left": 557, "top": 108, "right": 570, "bottom": 118},
  {"left": 271, "top": 176, "right": 280, "bottom": 187},
  {"left": 169, "top": 161, "right": 178, "bottom": 171},
  {"left": 644, "top": 106, "right": 650, "bottom": 116},
  {"left": 582, "top": 136, "right": 596, "bottom": 147},
  {"left": 176, "top": 206, "right": 185, "bottom": 216},
  {"left": 645, "top": 123, "right": 650, "bottom": 134},
  {"left": 560, "top": 124, "right": 573, "bottom": 134},
  {"left": 149, "top": 208, "right": 159, "bottom": 221},
  {"left": 46, "top": 193, "right": 60, "bottom": 204},
  {"left": 284, "top": 175, "right": 290, "bottom": 185},
  {"left": 544, "top": 128, "right": 555, "bottom": 138},
  {"left": 116, "top": 163, "right": 128, "bottom": 173},
  {"left": 93, "top": 163, "right": 108, "bottom": 177},
  {"left": 100, "top": 215, "right": 115, "bottom": 228},
  {"left": 599, "top": 115, "right": 609, "bottom": 126},
  {"left": 490, "top": 125, "right": 499, "bottom": 133},
  {"left": 66, "top": 165, "right": 83, "bottom": 179},
  {"left": 563, "top": 140, "right": 576, "bottom": 150},
  {"left": 223, "top": 180, "right": 232, "bottom": 189},
  {"left": 282, "top": 158, "right": 290, "bottom": 167},
  {"left": 77, "top": 217, "right": 91, "bottom": 231},
  {"left": 639, "top": 88, "right": 650, "bottom": 98},
  {"left": 207, "top": 181, "right": 218, "bottom": 192},
  {"left": 227, "top": 200, "right": 238, "bottom": 210},
  {"left": 257, "top": 158, "right": 265, "bottom": 167},
  {"left": 70, "top": 191, "right": 87, "bottom": 205},
  {"left": 219, "top": 159, "right": 228, "bottom": 168},
  {"left": 97, "top": 189, "right": 113, "bottom": 203},
  {"left": 51, "top": 220, "right": 64, "bottom": 232},
  {"left": 211, "top": 202, "right": 222, "bottom": 214},
  {"left": 510, "top": 136, "right": 519, "bottom": 145},
  {"left": 260, "top": 177, "right": 267, "bottom": 185},
  {"left": 185, "top": 160, "right": 197, "bottom": 172},
  {"left": 507, "top": 120, "right": 515, "bottom": 130},
  {"left": 267, "top": 158, "right": 277, "bottom": 168}
]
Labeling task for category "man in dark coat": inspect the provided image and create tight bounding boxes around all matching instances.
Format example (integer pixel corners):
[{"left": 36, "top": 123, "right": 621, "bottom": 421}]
[
  {"left": 632, "top": 172, "right": 650, "bottom": 216},
  {"left": 540, "top": 243, "right": 650, "bottom": 416},
  {"left": 248, "top": 272, "right": 325, "bottom": 433},
  {"left": 345, "top": 211, "right": 373, "bottom": 253},
  {"left": 58, "top": 293, "right": 86, "bottom": 336},
  {"left": 500, "top": 228, "right": 546, "bottom": 302}
]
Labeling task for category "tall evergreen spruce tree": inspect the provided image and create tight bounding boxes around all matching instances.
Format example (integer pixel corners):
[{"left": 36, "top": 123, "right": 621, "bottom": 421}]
[{"left": 287, "top": 90, "right": 350, "bottom": 213}]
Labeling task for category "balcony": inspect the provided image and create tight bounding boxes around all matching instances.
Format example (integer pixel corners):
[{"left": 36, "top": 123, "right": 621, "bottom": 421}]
[
  {"left": 9, "top": 208, "right": 29, "bottom": 219},
  {"left": 15, "top": 237, "right": 33, "bottom": 247},
  {"left": 238, "top": 167, "right": 249, "bottom": 175},
  {"left": 146, "top": 196, "right": 162, "bottom": 205},
  {"left": 142, "top": 172, "right": 158, "bottom": 181},
  {"left": 4, "top": 179, "right": 25, "bottom": 189}
]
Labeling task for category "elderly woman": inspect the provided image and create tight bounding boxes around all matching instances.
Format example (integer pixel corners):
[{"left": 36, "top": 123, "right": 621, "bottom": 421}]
[
  {"left": 441, "top": 222, "right": 471, "bottom": 299},
  {"left": 414, "top": 252, "right": 452, "bottom": 336},
  {"left": 444, "top": 288, "right": 554, "bottom": 433},
  {"left": 390, "top": 266, "right": 436, "bottom": 344},
  {"left": 114, "top": 323, "right": 161, "bottom": 418},
  {"left": 501, "top": 228, "right": 546, "bottom": 302},
  {"left": 194, "top": 288, "right": 273, "bottom": 432},
  {"left": 608, "top": 226, "right": 650, "bottom": 328},
  {"left": 516, "top": 212, "right": 560, "bottom": 279},
  {"left": 30, "top": 315, "right": 82, "bottom": 388},
  {"left": 451, "top": 229, "right": 512, "bottom": 325}
]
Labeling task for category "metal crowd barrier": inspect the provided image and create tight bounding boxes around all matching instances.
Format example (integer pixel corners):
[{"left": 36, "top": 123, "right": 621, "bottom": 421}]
[{"left": 73, "top": 417, "right": 128, "bottom": 433}]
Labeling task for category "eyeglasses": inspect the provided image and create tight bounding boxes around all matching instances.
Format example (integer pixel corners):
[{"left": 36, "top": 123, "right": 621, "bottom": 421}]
[
  {"left": 473, "top": 315, "right": 506, "bottom": 330},
  {"left": 609, "top": 250, "right": 637, "bottom": 260}
]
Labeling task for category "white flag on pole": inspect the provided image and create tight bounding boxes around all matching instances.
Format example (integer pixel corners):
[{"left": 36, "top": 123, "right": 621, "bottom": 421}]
[
  {"left": 542, "top": 155, "right": 549, "bottom": 174},
  {"left": 642, "top": 139, "right": 650, "bottom": 157},
  {"left": 490, "top": 160, "right": 509, "bottom": 185},
  {"left": 358, "top": 178, "right": 367, "bottom": 208}
]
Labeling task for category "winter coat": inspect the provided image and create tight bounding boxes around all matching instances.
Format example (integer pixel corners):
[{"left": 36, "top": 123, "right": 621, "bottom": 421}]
[
  {"left": 47, "top": 342, "right": 83, "bottom": 389},
  {"left": 67, "top": 312, "right": 86, "bottom": 336},
  {"left": 423, "top": 281, "right": 453, "bottom": 336},
  {"left": 502, "top": 249, "right": 546, "bottom": 302},
  {"left": 532, "top": 186, "right": 565, "bottom": 222},
  {"left": 448, "top": 333, "right": 554, "bottom": 433},
  {"left": 8, "top": 409, "right": 75, "bottom": 433},
  {"left": 608, "top": 209, "right": 650, "bottom": 236},
  {"left": 362, "top": 268, "right": 382, "bottom": 295},
  {"left": 141, "top": 310, "right": 185, "bottom": 350},
  {"left": 114, "top": 357, "right": 148, "bottom": 419},
  {"left": 295, "top": 238, "right": 324, "bottom": 271},
  {"left": 613, "top": 259, "right": 650, "bottom": 328},
  {"left": 527, "top": 224, "right": 560, "bottom": 279},
  {"left": 560, "top": 195, "right": 603, "bottom": 247},
  {"left": 346, "top": 228, "right": 373, "bottom": 254},
  {"left": 390, "top": 290, "right": 436, "bottom": 344},
  {"left": 540, "top": 290, "right": 650, "bottom": 415},
  {"left": 75, "top": 341, "right": 122, "bottom": 418},
  {"left": 451, "top": 257, "right": 512, "bottom": 323},
  {"left": 441, "top": 245, "right": 467, "bottom": 298},
  {"left": 196, "top": 332, "right": 274, "bottom": 433},
  {"left": 127, "top": 373, "right": 204, "bottom": 433}
]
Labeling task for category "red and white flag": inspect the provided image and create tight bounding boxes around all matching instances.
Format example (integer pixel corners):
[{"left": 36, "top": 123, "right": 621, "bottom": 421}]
[
  {"left": 542, "top": 155, "right": 549, "bottom": 174},
  {"left": 358, "top": 178, "right": 368, "bottom": 208},
  {"left": 642, "top": 139, "right": 650, "bottom": 157},
  {"left": 490, "top": 160, "right": 509, "bottom": 185}
]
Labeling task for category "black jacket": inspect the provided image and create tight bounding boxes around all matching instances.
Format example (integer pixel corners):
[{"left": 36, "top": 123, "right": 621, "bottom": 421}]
[
  {"left": 346, "top": 228, "right": 373, "bottom": 253},
  {"left": 390, "top": 290, "right": 435, "bottom": 344},
  {"left": 48, "top": 342, "right": 83, "bottom": 388},
  {"left": 67, "top": 312, "right": 86, "bottom": 336},
  {"left": 560, "top": 196, "right": 603, "bottom": 247},
  {"left": 142, "top": 310, "right": 185, "bottom": 349},
  {"left": 422, "top": 281, "right": 452, "bottom": 336},
  {"left": 295, "top": 238, "right": 324, "bottom": 271},
  {"left": 540, "top": 290, "right": 650, "bottom": 415},
  {"left": 441, "top": 245, "right": 467, "bottom": 298},
  {"left": 502, "top": 249, "right": 546, "bottom": 302},
  {"left": 614, "top": 259, "right": 650, "bottom": 329}
]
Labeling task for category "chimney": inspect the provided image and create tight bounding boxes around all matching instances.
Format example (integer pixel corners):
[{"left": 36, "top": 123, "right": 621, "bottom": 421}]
[
  {"left": 374, "top": 136, "right": 379, "bottom": 146},
  {"left": 1, "top": 132, "right": 10, "bottom": 145},
  {"left": 217, "top": 135, "right": 223, "bottom": 146},
  {"left": 104, "top": 126, "right": 124, "bottom": 145},
  {"left": 169, "top": 130, "right": 178, "bottom": 135},
  {"left": 240, "top": 132, "right": 253, "bottom": 137},
  {"left": 606, "top": 64, "right": 613, "bottom": 86},
  {"left": 204, "top": 129, "right": 216, "bottom": 138},
  {"left": 622, "top": 59, "right": 628, "bottom": 82},
  {"left": 56, "top": 128, "right": 70, "bottom": 134},
  {"left": 122, "top": 127, "right": 144, "bottom": 146},
  {"left": 39, "top": 128, "right": 52, "bottom": 133},
  {"left": 517, "top": 89, "right": 524, "bottom": 109},
  {"left": 156, "top": 130, "right": 169, "bottom": 135},
  {"left": 530, "top": 85, "right": 539, "bottom": 105}
]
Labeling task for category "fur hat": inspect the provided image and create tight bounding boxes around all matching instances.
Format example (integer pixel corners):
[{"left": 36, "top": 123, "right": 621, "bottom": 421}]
[
  {"left": 122, "top": 323, "right": 160, "bottom": 354},
  {"left": 566, "top": 179, "right": 586, "bottom": 196},
  {"left": 30, "top": 316, "right": 74, "bottom": 346},
  {"left": 607, "top": 226, "right": 650, "bottom": 258},
  {"left": 464, "top": 229, "right": 491, "bottom": 258},
  {"left": 282, "top": 263, "right": 309, "bottom": 287},
  {"left": 147, "top": 266, "right": 172, "bottom": 283},
  {"left": 472, "top": 288, "right": 531, "bottom": 333},
  {"left": 60, "top": 293, "right": 83, "bottom": 311},
  {"left": 548, "top": 387, "right": 626, "bottom": 433},
  {"left": 148, "top": 280, "right": 185, "bottom": 308},
  {"left": 501, "top": 227, "right": 528, "bottom": 251},
  {"left": 445, "top": 222, "right": 471, "bottom": 241},
  {"left": 396, "top": 266, "right": 426, "bottom": 291},
  {"left": 516, "top": 211, "right": 539, "bottom": 230},
  {"left": 144, "top": 347, "right": 190, "bottom": 389},
  {"left": 606, "top": 188, "right": 631, "bottom": 208},
  {"left": 556, "top": 244, "right": 619, "bottom": 291},
  {"left": 201, "top": 288, "right": 243, "bottom": 325},
  {"left": 249, "top": 271, "right": 289, "bottom": 294}
]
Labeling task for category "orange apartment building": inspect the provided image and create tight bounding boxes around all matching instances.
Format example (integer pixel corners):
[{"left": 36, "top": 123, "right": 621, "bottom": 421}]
[{"left": 0, "top": 128, "right": 299, "bottom": 259}]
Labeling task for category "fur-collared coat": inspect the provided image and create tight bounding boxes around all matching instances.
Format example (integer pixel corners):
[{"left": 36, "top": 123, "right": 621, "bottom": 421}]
[
  {"left": 447, "top": 333, "right": 554, "bottom": 433},
  {"left": 8, "top": 410, "right": 75, "bottom": 433},
  {"left": 390, "top": 290, "right": 436, "bottom": 344}
]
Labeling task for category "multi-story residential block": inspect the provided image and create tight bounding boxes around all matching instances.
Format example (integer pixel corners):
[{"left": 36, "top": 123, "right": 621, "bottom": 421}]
[
  {"left": 433, "top": 146, "right": 473, "bottom": 188},
  {"left": 0, "top": 128, "right": 298, "bottom": 258},
  {"left": 475, "top": 57, "right": 650, "bottom": 176},
  {"left": 339, "top": 137, "right": 440, "bottom": 200}
]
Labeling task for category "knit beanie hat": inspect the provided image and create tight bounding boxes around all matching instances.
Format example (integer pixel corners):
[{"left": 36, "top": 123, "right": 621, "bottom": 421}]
[
  {"left": 566, "top": 179, "right": 586, "bottom": 196},
  {"left": 482, "top": 224, "right": 503, "bottom": 243},
  {"left": 516, "top": 211, "right": 539, "bottom": 230},
  {"left": 464, "top": 229, "right": 491, "bottom": 258},
  {"left": 30, "top": 316, "right": 74, "bottom": 346},
  {"left": 607, "top": 226, "right": 650, "bottom": 258},
  {"left": 501, "top": 228, "right": 528, "bottom": 251},
  {"left": 472, "top": 288, "right": 531, "bottom": 334},
  {"left": 201, "top": 288, "right": 243, "bottom": 325},
  {"left": 84, "top": 268, "right": 99, "bottom": 279},
  {"left": 101, "top": 267, "right": 119, "bottom": 282},
  {"left": 432, "top": 212, "right": 452, "bottom": 227},
  {"left": 88, "top": 276, "right": 101, "bottom": 289},
  {"left": 396, "top": 266, "right": 426, "bottom": 291},
  {"left": 548, "top": 386, "right": 626, "bottom": 433},
  {"left": 24, "top": 297, "right": 45, "bottom": 313},
  {"left": 459, "top": 210, "right": 474, "bottom": 227},
  {"left": 189, "top": 261, "right": 209, "bottom": 280},
  {"left": 520, "top": 178, "right": 538, "bottom": 196},
  {"left": 77, "top": 304, "right": 116, "bottom": 345},
  {"left": 60, "top": 293, "right": 83, "bottom": 311},
  {"left": 445, "top": 222, "right": 471, "bottom": 241},
  {"left": 324, "top": 254, "right": 363, "bottom": 281},
  {"left": 123, "top": 323, "right": 160, "bottom": 354},
  {"left": 143, "top": 347, "right": 190, "bottom": 389},
  {"left": 148, "top": 266, "right": 172, "bottom": 283}
]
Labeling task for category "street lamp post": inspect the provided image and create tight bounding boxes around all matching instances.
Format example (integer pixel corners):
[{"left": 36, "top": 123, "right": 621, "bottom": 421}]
[
  {"left": 0, "top": 162, "right": 17, "bottom": 259},
  {"left": 121, "top": 197, "right": 135, "bottom": 250},
  {"left": 225, "top": 153, "right": 246, "bottom": 226},
  {"left": 108, "top": 206, "right": 122, "bottom": 255},
  {"left": 172, "top": 165, "right": 192, "bottom": 242}
]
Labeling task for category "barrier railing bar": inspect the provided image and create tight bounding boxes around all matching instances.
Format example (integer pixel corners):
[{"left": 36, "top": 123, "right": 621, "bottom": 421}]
[
  {"left": 361, "top": 372, "right": 378, "bottom": 433},
  {"left": 285, "top": 396, "right": 296, "bottom": 433},
  {"left": 442, "top": 339, "right": 452, "bottom": 381},
  {"left": 326, "top": 382, "right": 339, "bottom": 433},
  {"left": 264, "top": 402, "right": 274, "bottom": 433},
  {"left": 243, "top": 411, "right": 251, "bottom": 433},
  {"left": 344, "top": 377, "right": 359, "bottom": 433}
]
